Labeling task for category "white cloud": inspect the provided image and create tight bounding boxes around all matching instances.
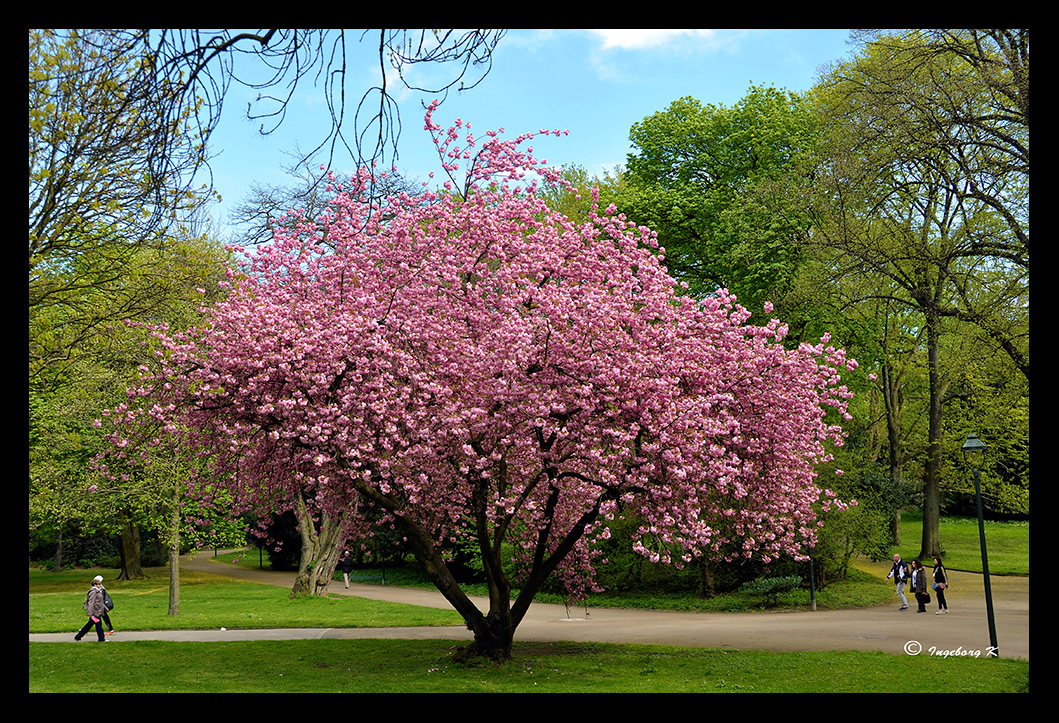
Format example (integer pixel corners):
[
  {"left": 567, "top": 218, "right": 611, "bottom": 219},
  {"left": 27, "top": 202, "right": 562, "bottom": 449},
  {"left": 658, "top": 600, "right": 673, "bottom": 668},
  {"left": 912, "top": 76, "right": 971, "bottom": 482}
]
[{"left": 585, "top": 29, "right": 723, "bottom": 51}]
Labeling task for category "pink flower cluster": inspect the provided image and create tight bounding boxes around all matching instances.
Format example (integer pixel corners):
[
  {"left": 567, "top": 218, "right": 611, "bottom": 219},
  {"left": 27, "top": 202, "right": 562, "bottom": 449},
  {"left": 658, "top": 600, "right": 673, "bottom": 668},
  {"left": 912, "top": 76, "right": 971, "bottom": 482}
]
[{"left": 95, "top": 108, "right": 856, "bottom": 600}]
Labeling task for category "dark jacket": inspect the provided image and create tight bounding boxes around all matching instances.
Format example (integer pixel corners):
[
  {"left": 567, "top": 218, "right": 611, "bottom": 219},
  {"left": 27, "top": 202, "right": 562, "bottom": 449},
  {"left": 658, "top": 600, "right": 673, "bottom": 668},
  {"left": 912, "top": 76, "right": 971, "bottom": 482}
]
[
  {"left": 888, "top": 559, "right": 909, "bottom": 585},
  {"left": 911, "top": 567, "right": 928, "bottom": 594}
]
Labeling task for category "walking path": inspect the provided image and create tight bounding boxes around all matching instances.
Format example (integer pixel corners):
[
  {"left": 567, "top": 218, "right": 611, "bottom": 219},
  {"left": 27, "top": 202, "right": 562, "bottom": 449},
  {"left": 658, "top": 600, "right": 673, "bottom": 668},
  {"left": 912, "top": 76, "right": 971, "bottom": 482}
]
[{"left": 31, "top": 553, "right": 1030, "bottom": 660}]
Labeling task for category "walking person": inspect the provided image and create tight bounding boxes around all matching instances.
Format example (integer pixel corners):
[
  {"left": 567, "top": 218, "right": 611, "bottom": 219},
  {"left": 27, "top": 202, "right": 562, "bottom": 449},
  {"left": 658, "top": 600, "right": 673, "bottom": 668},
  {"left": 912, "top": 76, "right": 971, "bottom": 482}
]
[
  {"left": 95, "top": 575, "right": 116, "bottom": 634},
  {"left": 911, "top": 560, "right": 930, "bottom": 613},
  {"left": 933, "top": 556, "right": 949, "bottom": 614},
  {"left": 74, "top": 575, "right": 109, "bottom": 642},
  {"left": 886, "top": 553, "right": 910, "bottom": 610},
  {"left": 338, "top": 551, "right": 355, "bottom": 589}
]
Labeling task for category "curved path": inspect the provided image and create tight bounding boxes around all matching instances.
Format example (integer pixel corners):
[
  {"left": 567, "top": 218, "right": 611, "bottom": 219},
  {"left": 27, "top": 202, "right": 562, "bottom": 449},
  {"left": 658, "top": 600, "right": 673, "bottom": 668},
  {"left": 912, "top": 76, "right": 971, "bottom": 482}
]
[{"left": 32, "top": 553, "right": 1029, "bottom": 660}]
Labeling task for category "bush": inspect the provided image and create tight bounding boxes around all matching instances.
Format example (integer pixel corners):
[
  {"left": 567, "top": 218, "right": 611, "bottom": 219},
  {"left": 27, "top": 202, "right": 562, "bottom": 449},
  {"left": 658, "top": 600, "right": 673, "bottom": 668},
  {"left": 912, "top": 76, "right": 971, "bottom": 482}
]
[{"left": 739, "top": 575, "right": 802, "bottom": 607}]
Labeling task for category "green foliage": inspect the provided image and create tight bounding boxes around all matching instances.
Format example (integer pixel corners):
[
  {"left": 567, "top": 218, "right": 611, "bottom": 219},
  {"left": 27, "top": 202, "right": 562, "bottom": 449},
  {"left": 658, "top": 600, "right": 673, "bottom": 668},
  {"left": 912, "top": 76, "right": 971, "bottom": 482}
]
[
  {"left": 738, "top": 575, "right": 802, "bottom": 607},
  {"left": 941, "top": 361, "right": 1029, "bottom": 517},
  {"left": 29, "top": 30, "right": 235, "bottom": 572},
  {"left": 803, "top": 32, "right": 1030, "bottom": 558},
  {"left": 814, "top": 504, "right": 893, "bottom": 589},
  {"left": 612, "top": 85, "right": 819, "bottom": 318}
]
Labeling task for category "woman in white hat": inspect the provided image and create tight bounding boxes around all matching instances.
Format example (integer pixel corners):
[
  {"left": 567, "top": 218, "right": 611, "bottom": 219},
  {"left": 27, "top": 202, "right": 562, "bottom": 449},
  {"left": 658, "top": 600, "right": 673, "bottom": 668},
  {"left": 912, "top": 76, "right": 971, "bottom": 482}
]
[{"left": 93, "top": 575, "right": 115, "bottom": 634}]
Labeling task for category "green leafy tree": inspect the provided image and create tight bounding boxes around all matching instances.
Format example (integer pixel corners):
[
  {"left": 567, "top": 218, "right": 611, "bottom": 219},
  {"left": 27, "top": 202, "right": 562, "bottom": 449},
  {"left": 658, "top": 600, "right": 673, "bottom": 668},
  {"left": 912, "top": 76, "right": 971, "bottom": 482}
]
[
  {"left": 613, "top": 85, "right": 819, "bottom": 320},
  {"left": 831, "top": 30, "right": 1029, "bottom": 380},
  {"left": 29, "top": 29, "right": 210, "bottom": 390},
  {"left": 941, "top": 357, "right": 1029, "bottom": 518},
  {"left": 807, "top": 32, "right": 1028, "bottom": 558}
]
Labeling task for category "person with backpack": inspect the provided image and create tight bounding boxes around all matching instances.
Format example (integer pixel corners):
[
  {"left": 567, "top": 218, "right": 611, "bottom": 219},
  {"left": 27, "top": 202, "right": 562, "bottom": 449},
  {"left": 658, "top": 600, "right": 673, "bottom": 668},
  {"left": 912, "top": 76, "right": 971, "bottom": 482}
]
[
  {"left": 74, "top": 575, "right": 109, "bottom": 642},
  {"left": 886, "top": 554, "right": 910, "bottom": 610},
  {"left": 95, "top": 575, "right": 116, "bottom": 634}
]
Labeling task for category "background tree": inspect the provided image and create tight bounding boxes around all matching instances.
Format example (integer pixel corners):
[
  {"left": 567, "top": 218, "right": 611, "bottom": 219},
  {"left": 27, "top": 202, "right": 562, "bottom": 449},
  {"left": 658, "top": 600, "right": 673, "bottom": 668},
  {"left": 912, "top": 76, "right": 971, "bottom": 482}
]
[
  {"left": 96, "top": 108, "right": 860, "bottom": 661},
  {"left": 30, "top": 27, "right": 508, "bottom": 604},
  {"left": 29, "top": 29, "right": 210, "bottom": 388},
  {"left": 613, "top": 85, "right": 820, "bottom": 321},
  {"left": 229, "top": 145, "right": 422, "bottom": 248},
  {"left": 29, "top": 228, "right": 230, "bottom": 576},
  {"left": 825, "top": 289, "right": 930, "bottom": 546},
  {"left": 835, "top": 30, "right": 1029, "bottom": 379},
  {"left": 536, "top": 163, "right": 627, "bottom": 229},
  {"left": 806, "top": 31, "right": 1029, "bottom": 558}
]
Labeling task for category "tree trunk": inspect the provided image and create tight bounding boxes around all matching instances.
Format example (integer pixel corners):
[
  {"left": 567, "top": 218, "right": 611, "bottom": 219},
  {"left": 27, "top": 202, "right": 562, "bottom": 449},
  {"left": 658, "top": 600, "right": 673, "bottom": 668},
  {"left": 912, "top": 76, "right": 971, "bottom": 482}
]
[
  {"left": 457, "top": 612, "right": 516, "bottom": 662},
  {"left": 880, "top": 360, "right": 906, "bottom": 546},
  {"left": 919, "top": 304, "right": 945, "bottom": 561},
  {"left": 346, "top": 463, "right": 612, "bottom": 662},
  {"left": 697, "top": 557, "right": 716, "bottom": 598},
  {"left": 117, "top": 520, "right": 144, "bottom": 581},
  {"left": 53, "top": 528, "right": 63, "bottom": 572},
  {"left": 167, "top": 483, "right": 181, "bottom": 616},
  {"left": 289, "top": 495, "right": 348, "bottom": 598}
]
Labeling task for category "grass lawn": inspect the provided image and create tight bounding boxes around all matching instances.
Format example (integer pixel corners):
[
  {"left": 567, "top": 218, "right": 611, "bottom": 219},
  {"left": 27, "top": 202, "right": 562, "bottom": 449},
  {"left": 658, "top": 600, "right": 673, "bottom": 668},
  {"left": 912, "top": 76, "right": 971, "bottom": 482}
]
[
  {"left": 28, "top": 639, "right": 1029, "bottom": 693},
  {"left": 28, "top": 566, "right": 461, "bottom": 634},
  {"left": 29, "top": 512, "right": 1028, "bottom": 693},
  {"left": 894, "top": 512, "right": 1029, "bottom": 575}
]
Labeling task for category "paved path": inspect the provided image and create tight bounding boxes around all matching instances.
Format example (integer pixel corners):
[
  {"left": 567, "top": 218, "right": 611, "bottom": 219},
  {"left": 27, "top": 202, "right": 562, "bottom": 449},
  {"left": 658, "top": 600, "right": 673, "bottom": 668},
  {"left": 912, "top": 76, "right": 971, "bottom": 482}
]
[{"left": 31, "top": 554, "right": 1029, "bottom": 661}]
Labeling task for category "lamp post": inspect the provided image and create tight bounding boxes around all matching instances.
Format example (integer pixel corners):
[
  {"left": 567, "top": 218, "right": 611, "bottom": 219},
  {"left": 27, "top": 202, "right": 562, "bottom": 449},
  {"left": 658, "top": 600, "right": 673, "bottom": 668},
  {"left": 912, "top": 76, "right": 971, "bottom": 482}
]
[{"left": 961, "top": 432, "right": 999, "bottom": 657}]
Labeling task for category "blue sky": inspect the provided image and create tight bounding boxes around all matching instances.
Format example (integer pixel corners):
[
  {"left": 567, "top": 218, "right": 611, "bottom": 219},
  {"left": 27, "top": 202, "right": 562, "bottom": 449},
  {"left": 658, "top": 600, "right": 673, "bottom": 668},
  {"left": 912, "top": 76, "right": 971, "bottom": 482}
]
[{"left": 204, "top": 29, "right": 855, "bottom": 235}]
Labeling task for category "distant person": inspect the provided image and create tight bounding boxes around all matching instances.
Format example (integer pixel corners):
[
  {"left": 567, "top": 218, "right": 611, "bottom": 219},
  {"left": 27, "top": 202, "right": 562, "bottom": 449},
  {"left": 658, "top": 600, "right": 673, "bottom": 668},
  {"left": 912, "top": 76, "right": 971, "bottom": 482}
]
[
  {"left": 338, "top": 551, "right": 355, "bottom": 589},
  {"left": 886, "top": 553, "right": 910, "bottom": 610},
  {"left": 932, "top": 556, "right": 949, "bottom": 614},
  {"left": 95, "top": 575, "right": 116, "bottom": 635},
  {"left": 910, "top": 559, "right": 930, "bottom": 613},
  {"left": 74, "top": 575, "right": 109, "bottom": 642}
]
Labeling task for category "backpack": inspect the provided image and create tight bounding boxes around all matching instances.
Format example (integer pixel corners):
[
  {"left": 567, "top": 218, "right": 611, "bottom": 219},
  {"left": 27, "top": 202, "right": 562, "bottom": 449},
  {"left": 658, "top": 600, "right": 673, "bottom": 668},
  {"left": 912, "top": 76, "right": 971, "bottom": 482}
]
[{"left": 103, "top": 589, "right": 114, "bottom": 611}]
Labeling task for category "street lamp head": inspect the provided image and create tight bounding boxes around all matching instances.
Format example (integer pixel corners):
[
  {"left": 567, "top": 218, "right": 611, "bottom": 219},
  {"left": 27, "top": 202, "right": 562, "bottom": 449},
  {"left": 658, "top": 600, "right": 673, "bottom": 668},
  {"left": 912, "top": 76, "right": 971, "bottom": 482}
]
[{"left": 961, "top": 432, "right": 987, "bottom": 469}]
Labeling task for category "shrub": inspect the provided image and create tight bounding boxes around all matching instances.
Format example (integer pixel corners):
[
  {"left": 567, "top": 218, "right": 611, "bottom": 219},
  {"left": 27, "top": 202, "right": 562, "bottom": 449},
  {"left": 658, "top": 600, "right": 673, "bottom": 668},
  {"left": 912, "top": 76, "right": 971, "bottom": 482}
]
[{"left": 739, "top": 575, "right": 802, "bottom": 607}]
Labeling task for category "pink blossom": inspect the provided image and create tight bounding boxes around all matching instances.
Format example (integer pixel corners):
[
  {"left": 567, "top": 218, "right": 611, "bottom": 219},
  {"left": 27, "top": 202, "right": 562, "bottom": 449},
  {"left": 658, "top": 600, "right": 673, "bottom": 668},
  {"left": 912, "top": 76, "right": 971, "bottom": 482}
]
[{"left": 92, "top": 105, "right": 857, "bottom": 645}]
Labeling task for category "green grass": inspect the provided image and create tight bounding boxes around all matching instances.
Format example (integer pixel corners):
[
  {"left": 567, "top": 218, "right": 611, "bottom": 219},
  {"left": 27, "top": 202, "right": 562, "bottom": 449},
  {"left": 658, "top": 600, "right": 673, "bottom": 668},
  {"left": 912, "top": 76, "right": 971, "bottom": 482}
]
[
  {"left": 892, "top": 511, "right": 1028, "bottom": 575},
  {"left": 29, "top": 512, "right": 1029, "bottom": 693},
  {"left": 28, "top": 639, "right": 1029, "bottom": 693},
  {"left": 28, "top": 566, "right": 461, "bottom": 634}
]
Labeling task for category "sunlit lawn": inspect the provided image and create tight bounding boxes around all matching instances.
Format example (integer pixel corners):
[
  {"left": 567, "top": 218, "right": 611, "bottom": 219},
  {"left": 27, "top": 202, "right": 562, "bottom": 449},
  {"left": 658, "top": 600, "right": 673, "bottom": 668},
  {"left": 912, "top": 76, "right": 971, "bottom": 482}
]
[
  {"left": 894, "top": 512, "right": 1028, "bottom": 575},
  {"left": 30, "top": 511, "right": 1028, "bottom": 693},
  {"left": 29, "top": 566, "right": 461, "bottom": 634}
]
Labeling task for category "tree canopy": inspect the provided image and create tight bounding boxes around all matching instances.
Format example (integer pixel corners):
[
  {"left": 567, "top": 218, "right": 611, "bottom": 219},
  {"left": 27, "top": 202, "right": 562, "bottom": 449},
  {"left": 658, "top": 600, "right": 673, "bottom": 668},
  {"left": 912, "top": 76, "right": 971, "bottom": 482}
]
[
  {"left": 614, "top": 85, "right": 819, "bottom": 319},
  {"left": 95, "top": 105, "right": 860, "bottom": 660}
]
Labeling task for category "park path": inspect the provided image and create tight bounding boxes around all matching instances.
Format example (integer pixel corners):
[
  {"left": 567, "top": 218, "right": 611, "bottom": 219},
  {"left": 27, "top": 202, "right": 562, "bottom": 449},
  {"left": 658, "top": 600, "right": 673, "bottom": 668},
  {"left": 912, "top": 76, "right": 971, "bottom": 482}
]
[{"left": 32, "top": 552, "right": 1029, "bottom": 661}]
